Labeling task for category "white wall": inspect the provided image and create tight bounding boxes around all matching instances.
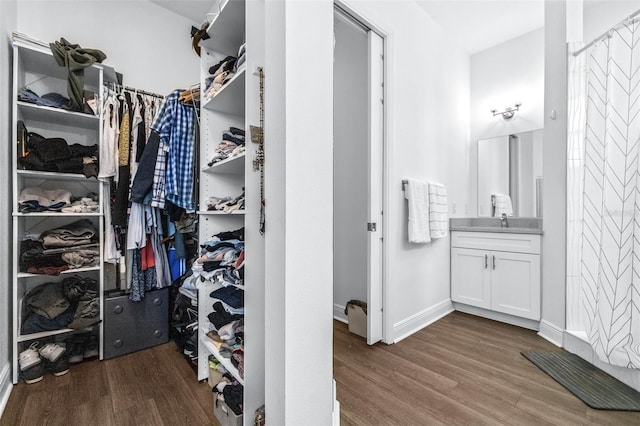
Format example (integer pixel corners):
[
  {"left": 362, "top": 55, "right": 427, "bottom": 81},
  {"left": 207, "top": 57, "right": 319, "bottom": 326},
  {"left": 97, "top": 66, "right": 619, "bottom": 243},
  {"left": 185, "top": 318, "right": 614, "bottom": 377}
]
[
  {"left": 264, "top": 1, "right": 335, "bottom": 424},
  {"left": 340, "top": 0, "right": 470, "bottom": 342},
  {"left": 0, "top": 0, "right": 17, "bottom": 415},
  {"left": 333, "top": 10, "right": 368, "bottom": 321},
  {"left": 470, "top": 28, "right": 545, "bottom": 216},
  {"left": 16, "top": 0, "right": 200, "bottom": 95},
  {"left": 583, "top": 0, "right": 640, "bottom": 42}
]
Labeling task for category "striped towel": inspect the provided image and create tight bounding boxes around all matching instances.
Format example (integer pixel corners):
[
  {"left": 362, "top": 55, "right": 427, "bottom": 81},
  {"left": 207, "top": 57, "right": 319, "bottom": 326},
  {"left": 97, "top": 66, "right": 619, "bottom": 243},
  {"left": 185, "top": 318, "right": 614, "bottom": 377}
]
[
  {"left": 492, "top": 193, "right": 513, "bottom": 217},
  {"left": 428, "top": 182, "right": 448, "bottom": 239}
]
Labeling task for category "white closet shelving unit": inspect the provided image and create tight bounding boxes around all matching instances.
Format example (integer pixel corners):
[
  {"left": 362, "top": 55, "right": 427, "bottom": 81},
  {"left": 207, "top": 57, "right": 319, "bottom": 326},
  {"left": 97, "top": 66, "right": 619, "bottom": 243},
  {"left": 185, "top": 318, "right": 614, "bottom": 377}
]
[
  {"left": 197, "top": 0, "right": 265, "bottom": 421},
  {"left": 11, "top": 37, "right": 115, "bottom": 384}
]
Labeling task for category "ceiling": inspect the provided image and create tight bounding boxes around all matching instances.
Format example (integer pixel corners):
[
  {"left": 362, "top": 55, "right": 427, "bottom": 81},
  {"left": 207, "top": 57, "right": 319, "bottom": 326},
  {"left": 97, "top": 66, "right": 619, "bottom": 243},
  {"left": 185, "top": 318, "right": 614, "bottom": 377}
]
[
  {"left": 148, "top": 0, "right": 214, "bottom": 25},
  {"left": 415, "top": 0, "right": 545, "bottom": 54},
  {"left": 148, "top": 0, "right": 545, "bottom": 55}
]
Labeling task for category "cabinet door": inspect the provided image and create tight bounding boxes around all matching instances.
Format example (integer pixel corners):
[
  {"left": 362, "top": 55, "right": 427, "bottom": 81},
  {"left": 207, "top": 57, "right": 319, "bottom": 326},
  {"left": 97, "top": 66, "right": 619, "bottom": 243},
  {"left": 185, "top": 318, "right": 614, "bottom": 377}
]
[
  {"left": 490, "top": 251, "right": 540, "bottom": 320},
  {"left": 451, "top": 248, "right": 491, "bottom": 309}
]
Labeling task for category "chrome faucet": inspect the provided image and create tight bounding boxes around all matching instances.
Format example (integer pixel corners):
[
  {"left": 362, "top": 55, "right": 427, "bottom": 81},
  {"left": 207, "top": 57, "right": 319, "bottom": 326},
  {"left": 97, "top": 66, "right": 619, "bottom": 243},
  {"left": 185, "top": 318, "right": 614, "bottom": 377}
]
[{"left": 501, "top": 213, "right": 509, "bottom": 228}]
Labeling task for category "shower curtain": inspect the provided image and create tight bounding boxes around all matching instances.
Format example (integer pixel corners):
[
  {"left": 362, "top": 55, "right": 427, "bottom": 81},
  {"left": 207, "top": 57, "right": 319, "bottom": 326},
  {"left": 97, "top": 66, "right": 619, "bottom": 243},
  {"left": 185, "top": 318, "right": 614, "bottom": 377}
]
[{"left": 573, "top": 20, "right": 640, "bottom": 369}]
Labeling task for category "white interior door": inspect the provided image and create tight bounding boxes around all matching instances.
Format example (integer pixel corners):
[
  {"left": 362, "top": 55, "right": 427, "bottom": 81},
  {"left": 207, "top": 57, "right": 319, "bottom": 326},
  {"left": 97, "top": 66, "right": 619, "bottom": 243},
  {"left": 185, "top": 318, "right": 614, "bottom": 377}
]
[{"left": 367, "top": 30, "right": 384, "bottom": 345}]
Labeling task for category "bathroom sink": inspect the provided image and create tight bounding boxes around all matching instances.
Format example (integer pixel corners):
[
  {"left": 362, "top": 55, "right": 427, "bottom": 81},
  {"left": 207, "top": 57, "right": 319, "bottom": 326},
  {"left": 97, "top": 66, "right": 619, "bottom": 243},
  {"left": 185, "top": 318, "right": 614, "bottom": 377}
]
[{"left": 449, "top": 217, "right": 543, "bottom": 234}]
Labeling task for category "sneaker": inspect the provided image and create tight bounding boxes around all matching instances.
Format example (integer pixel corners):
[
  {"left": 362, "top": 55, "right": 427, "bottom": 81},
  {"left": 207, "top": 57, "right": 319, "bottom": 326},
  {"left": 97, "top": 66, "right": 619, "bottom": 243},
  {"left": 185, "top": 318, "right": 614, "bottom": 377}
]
[
  {"left": 65, "top": 335, "right": 86, "bottom": 364},
  {"left": 83, "top": 334, "right": 99, "bottom": 359},
  {"left": 19, "top": 342, "right": 41, "bottom": 371},
  {"left": 44, "top": 350, "right": 70, "bottom": 377},
  {"left": 38, "top": 342, "right": 66, "bottom": 363},
  {"left": 20, "top": 362, "right": 44, "bottom": 384}
]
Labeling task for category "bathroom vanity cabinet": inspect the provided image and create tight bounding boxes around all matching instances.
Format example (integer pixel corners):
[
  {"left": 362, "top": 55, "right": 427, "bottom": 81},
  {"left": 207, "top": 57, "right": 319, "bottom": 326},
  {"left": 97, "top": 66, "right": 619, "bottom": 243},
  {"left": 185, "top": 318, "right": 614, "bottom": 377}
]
[{"left": 451, "top": 231, "right": 541, "bottom": 323}]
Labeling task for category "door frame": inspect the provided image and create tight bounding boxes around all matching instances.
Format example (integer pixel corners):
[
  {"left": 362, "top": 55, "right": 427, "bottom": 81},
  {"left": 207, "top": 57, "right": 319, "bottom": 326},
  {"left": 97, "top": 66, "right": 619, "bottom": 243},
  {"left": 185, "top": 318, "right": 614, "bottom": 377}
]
[{"left": 334, "top": 1, "right": 391, "bottom": 344}]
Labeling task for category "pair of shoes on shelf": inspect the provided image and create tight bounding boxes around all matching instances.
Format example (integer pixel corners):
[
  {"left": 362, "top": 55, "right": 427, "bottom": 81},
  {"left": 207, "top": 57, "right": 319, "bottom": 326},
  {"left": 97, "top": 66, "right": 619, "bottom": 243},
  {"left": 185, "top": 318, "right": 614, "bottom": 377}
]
[
  {"left": 19, "top": 342, "right": 69, "bottom": 383},
  {"left": 64, "top": 333, "right": 99, "bottom": 364}
]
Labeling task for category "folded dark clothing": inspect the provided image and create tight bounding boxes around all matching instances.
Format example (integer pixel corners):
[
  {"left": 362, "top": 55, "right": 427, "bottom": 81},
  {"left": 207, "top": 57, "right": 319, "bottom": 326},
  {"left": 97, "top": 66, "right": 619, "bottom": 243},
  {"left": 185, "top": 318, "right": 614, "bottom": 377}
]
[
  {"left": 222, "top": 132, "right": 245, "bottom": 146},
  {"left": 202, "top": 241, "right": 237, "bottom": 252},
  {"left": 202, "top": 261, "right": 224, "bottom": 272},
  {"left": 208, "top": 56, "right": 236, "bottom": 76},
  {"left": 26, "top": 265, "right": 69, "bottom": 275},
  {"left": 222, "top": 383, "right": 244, "bottom": 415},
  {"left": 207, "top": 302, "right": 243, "bottom": 330},
  {"left": 83, "top": 162, "right": 98, "bottom": 179},
  {"left": 20, "top": 239, "right": 67, "bottom": 271},
  {"left": 19, "top": 200, "right": 67, "bottom": 213},
  {"left": 229, "top": 127, "right": 245, "bottom": 137},
  {"left": 19, "top": 152, "right": 86, "bottom": 174},
  {"left": 209, "top": 286, "right": 244, "bottom": 309},
  {"left": 18, "top": 88, "right": 72, "bottom": 110},
  {"left": 68, "top": 143, "right": 97, "bottom": 157},
  {"left": 21, "top": 310, "right": 74, "bottom": 334},
  {"left": 26, "top": 134, "right": 71, "bottom": 161},
  {"left": 214, "top": 228, "right": 244, "bottom": 242}
]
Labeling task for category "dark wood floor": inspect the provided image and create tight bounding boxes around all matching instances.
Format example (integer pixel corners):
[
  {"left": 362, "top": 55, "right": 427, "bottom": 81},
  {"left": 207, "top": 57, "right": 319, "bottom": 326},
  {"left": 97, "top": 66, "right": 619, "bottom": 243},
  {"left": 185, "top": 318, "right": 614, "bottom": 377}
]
[
  {"left": 334, "top": 311, "right": 640, "bottom": 426},
  {"left": 5, "top": 312, "right": 640, "bottom": 425},
  {"left": 1, "top": 342, "right": 216, "bottom": 426}
]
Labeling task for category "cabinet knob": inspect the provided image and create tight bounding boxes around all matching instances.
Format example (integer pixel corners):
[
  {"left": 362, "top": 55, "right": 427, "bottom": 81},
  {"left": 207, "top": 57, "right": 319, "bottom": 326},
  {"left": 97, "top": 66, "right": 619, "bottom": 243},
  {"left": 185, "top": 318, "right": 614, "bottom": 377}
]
[
  {"left": 485, "top": 254, "right": 488, "bottom": 269},
  {"left": 153, "top": 330, "right": 163, "bottom": 338},
  {"left": 113, "top": 305, "right": 123, "bottom": 314},
  {"left": 493, "top": 255, "right": 496, "bottom": 270},
  {"left": 113, "top": 339, "right": 123, "bottom": 348},
  {"left": 153, "top": 298, "right": 163, "bottom": 306}
]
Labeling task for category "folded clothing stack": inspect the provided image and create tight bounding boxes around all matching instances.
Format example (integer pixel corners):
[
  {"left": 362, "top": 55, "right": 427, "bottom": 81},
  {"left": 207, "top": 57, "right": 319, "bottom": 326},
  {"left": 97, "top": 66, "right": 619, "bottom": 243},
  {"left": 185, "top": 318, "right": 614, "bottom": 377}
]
[
  {"left": 214, "top": 373, "right": 244, "bottom": 416},
  {"left": 203, "top": 42, "right": 246, "bottom": 101},
  {"left": 20, "top": 219, "right": 99, "bottom": 274},
  {"left": 208, "top": 127, "right": 246, "bottom": 166},
  {"left": 205, "top": 191, "right": 245, "bottom": 213},
  {"left": 18, "top": 129, "right": 98, "bottom": 178},
  {"left": 18, "top": 187, "right": 99, "bottom": 213},
  {"left": 193, "top": 228, "right": 246, "bottom": 379},
  {"left": 21, "top": 275, "right": 99, "bottom": 334}
]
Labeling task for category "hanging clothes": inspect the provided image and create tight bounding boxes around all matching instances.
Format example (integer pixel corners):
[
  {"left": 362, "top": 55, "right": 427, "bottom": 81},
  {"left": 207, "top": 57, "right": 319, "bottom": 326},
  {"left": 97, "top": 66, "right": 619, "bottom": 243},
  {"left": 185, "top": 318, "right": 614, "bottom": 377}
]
[{"left": 150, "top": 89, "right": 197, "bottom": 212}]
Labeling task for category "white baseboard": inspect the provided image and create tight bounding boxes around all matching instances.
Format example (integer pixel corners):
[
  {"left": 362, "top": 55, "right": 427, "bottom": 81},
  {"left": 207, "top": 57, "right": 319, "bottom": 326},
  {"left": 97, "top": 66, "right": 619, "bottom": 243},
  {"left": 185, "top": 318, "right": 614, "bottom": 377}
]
[
  {"left": 538, "top": 320, "right": 563, "bottom": 347},
  {"left": 332, "top": 378, "right": 340, "bottom": 426},
  {"left": 392, "top": 300, "right": 454, "bottom": 343},
  {"left": 453, "top": 303, "right": 540, "bottom": 331},
  {"left": 0, "top": 362, "right": 13, "bottom": 419},
  {"left": 333, "top": 303, "right": 348, "bottom": 324}
]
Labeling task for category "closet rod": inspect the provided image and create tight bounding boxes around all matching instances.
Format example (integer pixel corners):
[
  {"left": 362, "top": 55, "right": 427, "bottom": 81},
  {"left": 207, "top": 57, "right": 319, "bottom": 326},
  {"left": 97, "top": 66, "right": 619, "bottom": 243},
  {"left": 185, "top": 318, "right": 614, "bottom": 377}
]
[
  {"left": 104, "top": 81, "right": 165, "bottom": 99},
  {"left": 573, "top": 7, "right": 640, "bottom": 56}
]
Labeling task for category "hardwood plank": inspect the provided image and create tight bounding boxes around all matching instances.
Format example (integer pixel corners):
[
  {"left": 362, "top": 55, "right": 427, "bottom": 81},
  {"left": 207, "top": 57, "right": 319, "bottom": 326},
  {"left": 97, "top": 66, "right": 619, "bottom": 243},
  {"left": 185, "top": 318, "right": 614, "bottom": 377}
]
[
  {"left": 334, "top": 312, "right": 640, "bottom": 425},
  {"left": 1, "top": 343, "right": 216, "bottom": 426}
]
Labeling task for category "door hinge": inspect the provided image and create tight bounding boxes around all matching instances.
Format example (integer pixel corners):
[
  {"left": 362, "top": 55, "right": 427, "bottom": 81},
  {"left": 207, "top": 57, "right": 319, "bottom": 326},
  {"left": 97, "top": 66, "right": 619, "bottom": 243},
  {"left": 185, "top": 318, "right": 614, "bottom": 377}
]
[{"left": 367, "top": 222, "right": 377, "bottom": 232}]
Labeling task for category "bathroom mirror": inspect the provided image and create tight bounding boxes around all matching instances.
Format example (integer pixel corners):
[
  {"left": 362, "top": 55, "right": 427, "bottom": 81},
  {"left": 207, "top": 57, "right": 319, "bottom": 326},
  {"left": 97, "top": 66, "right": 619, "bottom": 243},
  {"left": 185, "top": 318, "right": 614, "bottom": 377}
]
[{"left": 477, "top": 128, "right": 543, "bottom": 217}]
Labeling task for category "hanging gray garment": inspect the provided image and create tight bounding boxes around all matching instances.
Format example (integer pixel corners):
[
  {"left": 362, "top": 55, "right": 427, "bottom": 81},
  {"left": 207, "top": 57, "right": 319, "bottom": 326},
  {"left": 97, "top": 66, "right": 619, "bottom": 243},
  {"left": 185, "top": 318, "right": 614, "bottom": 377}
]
[{"left": 49, "top": 38, "right": 107, "bottom": 111}]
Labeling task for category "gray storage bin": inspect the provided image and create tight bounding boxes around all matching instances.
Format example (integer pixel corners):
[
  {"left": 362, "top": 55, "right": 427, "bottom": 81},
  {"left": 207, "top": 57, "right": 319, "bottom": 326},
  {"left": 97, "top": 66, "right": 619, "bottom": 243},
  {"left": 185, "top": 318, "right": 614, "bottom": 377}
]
[
  {"left": 103, "top": 288, "right": 169, "bottom": 359},
  {"left": 346, "top": 300, "right": 367, "bottom": 338},
  {"left": 213, "top": 396, "right": 243, "bottom": 426}
]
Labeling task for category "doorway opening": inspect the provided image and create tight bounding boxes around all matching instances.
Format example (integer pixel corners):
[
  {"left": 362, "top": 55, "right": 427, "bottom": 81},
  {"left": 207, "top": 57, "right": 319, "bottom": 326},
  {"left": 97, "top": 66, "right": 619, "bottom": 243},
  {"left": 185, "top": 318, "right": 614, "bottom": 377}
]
[{"left": 333, "top": 4, "right": 385, "bottom": 345}]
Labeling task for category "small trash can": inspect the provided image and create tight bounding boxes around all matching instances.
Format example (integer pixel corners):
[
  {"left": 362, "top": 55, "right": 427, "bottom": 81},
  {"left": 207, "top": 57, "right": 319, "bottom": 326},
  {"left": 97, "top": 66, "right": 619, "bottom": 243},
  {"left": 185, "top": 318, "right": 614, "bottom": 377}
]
[{"left": 345, "top": 300, "right": 367, "bottom": 338}]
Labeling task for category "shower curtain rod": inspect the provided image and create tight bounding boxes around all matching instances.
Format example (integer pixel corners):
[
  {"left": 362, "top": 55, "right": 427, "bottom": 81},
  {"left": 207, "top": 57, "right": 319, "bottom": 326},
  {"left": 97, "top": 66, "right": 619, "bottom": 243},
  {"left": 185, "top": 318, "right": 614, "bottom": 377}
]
[{"left": 573, "top": 8, "right": 640, "bottom": 56}]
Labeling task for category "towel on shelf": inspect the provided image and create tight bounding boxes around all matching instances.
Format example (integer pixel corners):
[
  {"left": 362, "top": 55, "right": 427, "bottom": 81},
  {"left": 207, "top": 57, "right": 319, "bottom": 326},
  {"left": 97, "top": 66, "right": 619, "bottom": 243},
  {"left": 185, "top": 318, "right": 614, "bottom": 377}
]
[
  {"left": 492, "top": 193, "right": 513, "bottom": 217},
  {"left": 428, "top": 182, "right": 448, "bottom": 239},
  {"left": 404, "top": 178, "right": 431, "bottom": 243}
]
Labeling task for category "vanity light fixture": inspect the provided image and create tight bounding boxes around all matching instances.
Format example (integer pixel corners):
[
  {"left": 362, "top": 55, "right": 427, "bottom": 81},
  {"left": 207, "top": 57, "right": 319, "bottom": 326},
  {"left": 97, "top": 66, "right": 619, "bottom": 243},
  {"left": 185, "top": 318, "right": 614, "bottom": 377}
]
[{"left": 491, "top": 103, "right": 521, "bottom": 120}]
